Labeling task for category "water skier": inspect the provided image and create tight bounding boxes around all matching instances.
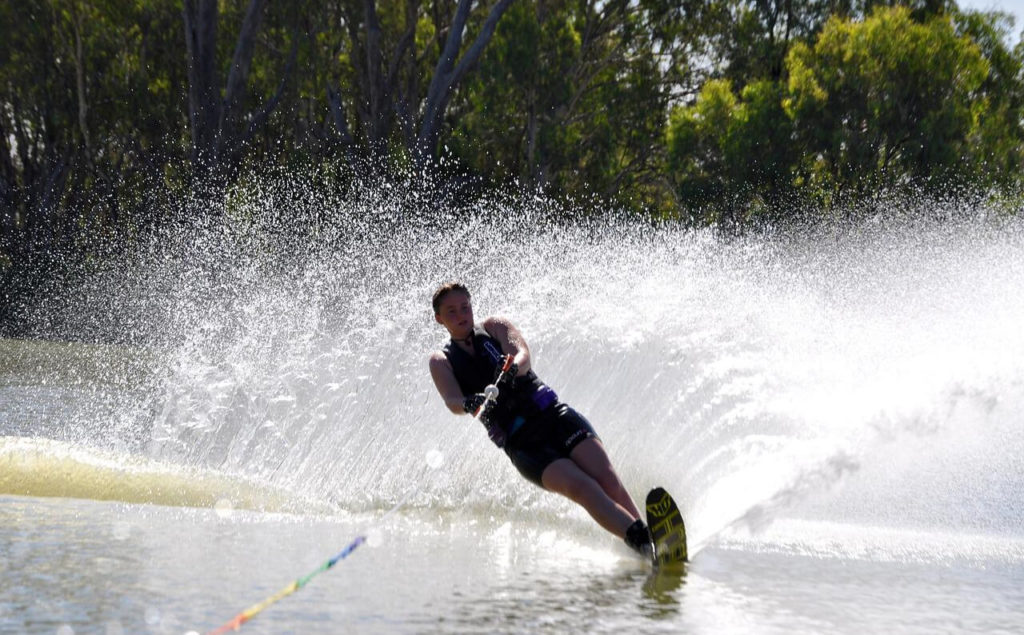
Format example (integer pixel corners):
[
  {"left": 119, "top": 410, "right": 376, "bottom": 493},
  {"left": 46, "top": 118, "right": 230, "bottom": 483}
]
[{"left": 428, "top": 282, "right": 654, "bottom": 557}]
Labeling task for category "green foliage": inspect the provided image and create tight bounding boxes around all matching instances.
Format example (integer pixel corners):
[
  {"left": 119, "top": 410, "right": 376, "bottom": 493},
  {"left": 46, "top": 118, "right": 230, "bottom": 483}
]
[
  {"left": 667, "top": 78, "right": 800, "bottom": 225},
  {"left": 953, "top": 8, "right": 1024, "bottom": 181},
  {"left": 450, "top": 0, "right": 680, "bottom": 213},
  {"left": 667, "top": 4, "right": 1024, "bottom": 224},
  {"left": 2, "top": 0, "right": 1024, "bottom": 281},
  {"left": 785, "top": 6, "right": 993, "bottom": 197},
  {"left": 0, "top": 0, "right": 186, "bottom": 236}
]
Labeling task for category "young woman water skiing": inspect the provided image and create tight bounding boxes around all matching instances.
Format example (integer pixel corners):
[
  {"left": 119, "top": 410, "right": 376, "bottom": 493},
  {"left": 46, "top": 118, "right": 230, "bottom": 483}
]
[{"left": 428, "top": 282, "right": 654, "bottom": 557}]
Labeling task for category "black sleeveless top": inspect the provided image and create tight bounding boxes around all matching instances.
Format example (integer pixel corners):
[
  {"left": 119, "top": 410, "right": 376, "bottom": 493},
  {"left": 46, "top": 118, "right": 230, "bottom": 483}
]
[{"left": 442, "top": 326, "right": 556, "bottom": 434}]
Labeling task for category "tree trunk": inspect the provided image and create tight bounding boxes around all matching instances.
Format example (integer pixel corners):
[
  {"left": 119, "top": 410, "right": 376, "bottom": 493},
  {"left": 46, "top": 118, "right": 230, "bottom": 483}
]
[
  {"left": 395, "top": 0, "right": 421, "bottom": 150},
  {"left": 0, "top": 118, "right": 14, "bottom": 245},
  {"left": 363, "top": 0, "right": 388, "bottom": 156},
  {"left": 344, "top": 0, "right": 420, "bottom": 163},
  {"left": 71, "top": 1, "right": 91, "bottom": 150},
  {"left": 415, "top": 0, "right": 515, "bottom": 165},
  {"left": 182, "top": 0, "right": 271, "bottom": 189},
  {"left": 222, "top": 0, "right": 270, "bottom": 156},
  {"left": 183, "top": 0, "right": 219, "bottom": 173},
  {"left": 526, "top": 95, "right": 539, "bottom": 183},
  {"left": 330, "top": 0, "right": 513, "bottom": 168}
]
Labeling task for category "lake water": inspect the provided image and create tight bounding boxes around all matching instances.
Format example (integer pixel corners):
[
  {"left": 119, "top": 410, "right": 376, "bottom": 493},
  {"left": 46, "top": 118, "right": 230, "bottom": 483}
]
[
  {"left": 4, "top": 493, "right": 1024, "bottom": 634},
  {"left": 2, "top": 185, "right": 1023, "bottom": 633}
]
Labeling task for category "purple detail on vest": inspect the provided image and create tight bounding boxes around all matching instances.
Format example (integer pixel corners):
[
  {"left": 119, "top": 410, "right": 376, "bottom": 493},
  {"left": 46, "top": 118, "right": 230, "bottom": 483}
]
[{"left": 532, "top": 385, "right": 558, "bottom": 411}]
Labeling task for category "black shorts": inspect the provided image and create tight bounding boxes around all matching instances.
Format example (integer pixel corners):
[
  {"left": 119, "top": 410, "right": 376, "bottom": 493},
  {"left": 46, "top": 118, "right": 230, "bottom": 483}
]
[{"left": 503, "top": 403, "right": 598, "bottom": 487}]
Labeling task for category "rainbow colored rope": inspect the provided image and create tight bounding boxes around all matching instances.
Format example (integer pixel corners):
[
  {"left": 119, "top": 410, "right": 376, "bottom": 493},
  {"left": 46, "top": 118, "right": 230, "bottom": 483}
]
[
  {"left": 204, "top": 485, "right": 419, "bottom": 634},
  {"left": 206, "top": 533, "right": 367, "bottom": 635}
]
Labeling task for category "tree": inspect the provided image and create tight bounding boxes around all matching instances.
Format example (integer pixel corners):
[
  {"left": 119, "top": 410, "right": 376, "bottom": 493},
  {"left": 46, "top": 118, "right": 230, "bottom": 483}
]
[
  {"left": 1, "top": 0, "right": 187, "bottom": 331},
  {"left": 667, "top": 78, "right": 800, "bottom": 225},
  {"left": 952, "top": 8, "right": 1024, "bottom": 186},
  {"left": 666, "top": 5, "right": 1024, "bottom": 224},
  {"left": 324, "top": 0, "right": 515, "bottom": 168},
  {"left": 722, "top": 0, "right": 851, "bottom": 85},
  {"left": 785, "top": 6, "right": 995, "bottom": 199},
  {"left": 182, "top": 0, "right": 298, "bottom": 189},
  {"left": 449, "top": 0, "right": 702, "bottom": 212}
]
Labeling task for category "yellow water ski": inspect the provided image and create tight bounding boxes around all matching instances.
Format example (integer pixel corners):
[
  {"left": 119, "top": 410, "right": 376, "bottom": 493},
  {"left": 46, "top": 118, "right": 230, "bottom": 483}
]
[{"left": 645, "top": 487, "right": 688, "bottom": 567}]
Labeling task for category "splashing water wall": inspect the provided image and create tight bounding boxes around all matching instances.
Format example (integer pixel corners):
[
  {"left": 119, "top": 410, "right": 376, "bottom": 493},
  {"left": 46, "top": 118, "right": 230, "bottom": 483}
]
[{"left": 16, "top": 173, "right": 1024, "bottom": 556}]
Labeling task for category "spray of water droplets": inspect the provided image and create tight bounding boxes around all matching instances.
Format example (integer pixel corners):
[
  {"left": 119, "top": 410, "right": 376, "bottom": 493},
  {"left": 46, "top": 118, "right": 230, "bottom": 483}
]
[{"left": 19, "top": 169, "right": 1024, "bottom": 543}]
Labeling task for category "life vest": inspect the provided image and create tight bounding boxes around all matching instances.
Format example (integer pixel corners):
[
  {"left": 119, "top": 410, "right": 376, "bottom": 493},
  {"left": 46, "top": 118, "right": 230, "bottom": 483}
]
[{"left": 442, "top": 326, "right": 558, "bottom": 437}]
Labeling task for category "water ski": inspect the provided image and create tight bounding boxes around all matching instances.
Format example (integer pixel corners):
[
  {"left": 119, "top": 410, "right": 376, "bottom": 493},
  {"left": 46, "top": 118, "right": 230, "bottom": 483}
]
[{"left": 645, "top": 487, "right": 688, "bottom": 567}]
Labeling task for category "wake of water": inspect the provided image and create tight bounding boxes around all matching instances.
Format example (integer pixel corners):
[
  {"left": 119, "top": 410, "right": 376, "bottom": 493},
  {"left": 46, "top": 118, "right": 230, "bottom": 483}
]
[{"left": 14, "top": 172, "right": 1024, "bottom": 553}]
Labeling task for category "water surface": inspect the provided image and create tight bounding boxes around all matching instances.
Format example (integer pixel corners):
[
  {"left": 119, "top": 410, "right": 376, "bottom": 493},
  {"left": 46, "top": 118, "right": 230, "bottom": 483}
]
[{"left": 2, "top": 185, "right": 1023, "bottom": 633}]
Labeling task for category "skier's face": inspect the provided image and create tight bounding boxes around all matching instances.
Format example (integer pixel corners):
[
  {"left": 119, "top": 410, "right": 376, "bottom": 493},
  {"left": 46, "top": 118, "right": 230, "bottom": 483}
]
[{"left": 434, "top": 290, "right": 474, "bottom": 339}]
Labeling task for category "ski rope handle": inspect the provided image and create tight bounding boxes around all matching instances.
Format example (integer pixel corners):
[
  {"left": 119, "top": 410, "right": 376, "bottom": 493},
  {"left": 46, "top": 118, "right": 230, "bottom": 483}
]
[{"left": 473, "top": 355, "right": 515, "bottom": 419}]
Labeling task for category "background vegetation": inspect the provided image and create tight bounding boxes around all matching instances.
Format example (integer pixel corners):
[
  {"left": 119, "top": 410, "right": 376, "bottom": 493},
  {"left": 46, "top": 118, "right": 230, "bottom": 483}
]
[{"left": 2, "top": 0, "right": 1024, "bottom": 330}]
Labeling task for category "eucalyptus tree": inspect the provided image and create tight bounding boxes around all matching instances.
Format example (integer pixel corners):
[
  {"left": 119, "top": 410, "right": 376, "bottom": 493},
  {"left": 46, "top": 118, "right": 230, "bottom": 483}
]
[
  {"left": 322, "top": 0, "right": 515, "bottom": 169},
  {"left": 0, "top": 0, "right": 185, "bottom": 330},
  {"left": 784, "top": 6, "right": 1001, "bottom": 199},
  {"left": 182, "top": 0, "right": 303, "bottom": 190},
  {"left": 0, "top": 1, "right": 183, "bottom": 253},
  {"left": 448, "top": 0, "right": 718, "bottom": 212},
  {"left": 666, "top": 4, "right": 1024, "bottom": 225}
]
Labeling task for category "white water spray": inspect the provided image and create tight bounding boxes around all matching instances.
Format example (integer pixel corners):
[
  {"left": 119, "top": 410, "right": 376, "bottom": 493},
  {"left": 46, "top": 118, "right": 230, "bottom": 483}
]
[{"left": 17, "top": 174, "right": 1024, "bottom": 551}]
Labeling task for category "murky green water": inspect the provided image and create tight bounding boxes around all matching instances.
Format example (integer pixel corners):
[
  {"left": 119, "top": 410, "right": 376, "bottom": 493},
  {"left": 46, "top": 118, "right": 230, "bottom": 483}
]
[{"left": 3, "top": 494, "right": 1023, "bottom": 634}]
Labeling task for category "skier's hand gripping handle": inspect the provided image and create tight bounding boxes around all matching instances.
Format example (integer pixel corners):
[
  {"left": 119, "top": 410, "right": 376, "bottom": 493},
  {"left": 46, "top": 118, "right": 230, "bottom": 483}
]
[{"left": 474, "top": 355, "right": 515, "bottom": 419}]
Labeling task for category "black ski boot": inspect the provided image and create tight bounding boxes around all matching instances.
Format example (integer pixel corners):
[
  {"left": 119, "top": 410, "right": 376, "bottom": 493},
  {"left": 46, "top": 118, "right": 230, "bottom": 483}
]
[{"left": 624, "top": 519, "right": 655, "bottom": 562}]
